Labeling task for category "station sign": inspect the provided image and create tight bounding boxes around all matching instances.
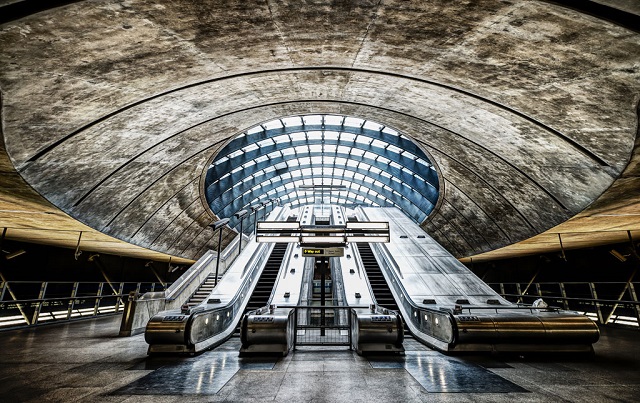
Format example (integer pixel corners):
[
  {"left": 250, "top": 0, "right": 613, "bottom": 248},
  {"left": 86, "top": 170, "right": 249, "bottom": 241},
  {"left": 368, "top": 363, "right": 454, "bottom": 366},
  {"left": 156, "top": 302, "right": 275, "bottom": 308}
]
[{"left": 302, "top": 247, "right": 345, "bottom": 257}]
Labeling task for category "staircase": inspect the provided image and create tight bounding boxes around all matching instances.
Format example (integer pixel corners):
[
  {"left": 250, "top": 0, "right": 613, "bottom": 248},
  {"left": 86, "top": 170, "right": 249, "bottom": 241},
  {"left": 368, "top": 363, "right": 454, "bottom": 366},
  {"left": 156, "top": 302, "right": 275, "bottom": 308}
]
[{"left": 185, "top": 273, "right": 220, "bottom": 307}]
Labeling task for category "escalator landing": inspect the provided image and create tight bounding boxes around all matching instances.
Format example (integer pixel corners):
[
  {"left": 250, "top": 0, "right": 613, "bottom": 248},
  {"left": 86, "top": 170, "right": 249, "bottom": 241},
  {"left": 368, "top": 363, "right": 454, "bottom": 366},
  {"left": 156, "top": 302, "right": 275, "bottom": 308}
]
[
  {"left": 3, "top": 316, "right": 638, "bottom": 401},
  {"left": 113, "top": 336, "right": 525, "bottom": 396}
]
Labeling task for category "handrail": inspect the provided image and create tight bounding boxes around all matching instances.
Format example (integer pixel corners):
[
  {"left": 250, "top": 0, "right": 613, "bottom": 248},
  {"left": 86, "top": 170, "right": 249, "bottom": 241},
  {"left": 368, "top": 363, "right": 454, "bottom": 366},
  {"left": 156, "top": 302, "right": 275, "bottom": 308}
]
[
  {"left": 184, "top": 241, "right": 274, "bottom": 348},
  {"left": 369, "top": 241, "right": 457, "bottom": 346},
  {"left": 0, "top": 280, "right": 165, "bottom": 285},
  {"left": 248, "top": 304, "right": 370, "bottom": 309},
  {"left": 1, "top": 294, "right": 127, "bottom": 305},
  {"left": 487, "top": 281, "right": 640, "bottom": 327},
  {"left": 1, "top": 280, "right": 166, "bottom": 330},
  {"left": 496, "top": 293, "right": 640, "bottom": 306},
  {"left": 349, "top": 243, "right": 376, "bottom": 303},
  {"left": 489, "top": 281, "right": 640, "bottom": 286}
]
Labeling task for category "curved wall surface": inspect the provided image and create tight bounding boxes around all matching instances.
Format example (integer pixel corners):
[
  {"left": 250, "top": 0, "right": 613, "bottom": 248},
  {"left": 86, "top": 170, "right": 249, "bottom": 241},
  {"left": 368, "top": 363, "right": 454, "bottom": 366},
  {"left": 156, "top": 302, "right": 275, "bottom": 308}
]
[{"left": 0, "top": 0, "right": 638, "bottom": 260}]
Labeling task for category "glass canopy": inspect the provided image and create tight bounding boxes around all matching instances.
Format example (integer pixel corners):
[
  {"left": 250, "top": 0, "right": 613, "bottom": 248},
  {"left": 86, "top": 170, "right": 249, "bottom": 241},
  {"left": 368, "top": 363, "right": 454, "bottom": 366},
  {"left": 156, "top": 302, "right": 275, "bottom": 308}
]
[{"left": 204, "top": 114, "right": 440, "bottom": 232}]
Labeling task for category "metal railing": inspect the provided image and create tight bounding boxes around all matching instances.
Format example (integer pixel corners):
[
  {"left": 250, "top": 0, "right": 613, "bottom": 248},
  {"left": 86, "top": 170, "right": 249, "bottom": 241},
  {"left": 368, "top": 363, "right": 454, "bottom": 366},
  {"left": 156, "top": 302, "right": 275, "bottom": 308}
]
[
  {"left": 0, "top": 279, "right": 167, "bottom": 330},
  {"left": 293, "top": 306, "right": 352, "bottom": 346},
  {"left": 487, "top": 281, "right": 640, "bottom": 328}
]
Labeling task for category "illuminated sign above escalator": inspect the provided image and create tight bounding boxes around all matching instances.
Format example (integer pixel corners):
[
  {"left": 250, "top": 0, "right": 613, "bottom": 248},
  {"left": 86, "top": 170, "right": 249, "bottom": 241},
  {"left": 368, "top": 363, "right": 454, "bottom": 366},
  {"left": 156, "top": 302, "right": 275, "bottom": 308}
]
[{"left": 302, "top": 247, "right": 345, "bottom": 257}]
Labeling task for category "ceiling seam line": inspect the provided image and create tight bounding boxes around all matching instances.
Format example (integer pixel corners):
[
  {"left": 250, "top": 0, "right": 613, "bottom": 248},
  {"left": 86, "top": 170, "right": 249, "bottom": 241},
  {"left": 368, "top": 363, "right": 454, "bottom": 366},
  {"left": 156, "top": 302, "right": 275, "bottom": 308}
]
[
  {"left": 426, "top": 145, "right": 540, "bottom": 234},
  {"left": 20, "top": 67, "right": 608, "bottom": 168}
]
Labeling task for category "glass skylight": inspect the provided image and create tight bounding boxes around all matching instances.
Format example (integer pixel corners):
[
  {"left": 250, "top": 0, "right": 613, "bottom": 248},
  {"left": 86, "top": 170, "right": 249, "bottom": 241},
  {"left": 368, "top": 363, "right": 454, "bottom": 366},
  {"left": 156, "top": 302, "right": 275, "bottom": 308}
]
[{"left": 204, "top": 114, "right": 440, "bottom": 231}]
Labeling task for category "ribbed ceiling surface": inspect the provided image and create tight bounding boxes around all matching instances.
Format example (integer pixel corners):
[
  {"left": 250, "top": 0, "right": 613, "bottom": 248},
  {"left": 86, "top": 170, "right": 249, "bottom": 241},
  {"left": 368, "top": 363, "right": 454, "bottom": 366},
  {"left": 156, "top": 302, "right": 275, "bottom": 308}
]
[{"left": 0, "top": 0, "right": 638, "bottom": 261}]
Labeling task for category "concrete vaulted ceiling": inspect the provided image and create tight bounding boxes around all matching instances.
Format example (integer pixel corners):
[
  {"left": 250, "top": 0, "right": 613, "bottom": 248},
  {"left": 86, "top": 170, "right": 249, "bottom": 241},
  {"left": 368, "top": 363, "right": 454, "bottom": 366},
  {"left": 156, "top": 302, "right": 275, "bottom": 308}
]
[{"left": 0, "top": 0, "right": 639, "bottom": 262}]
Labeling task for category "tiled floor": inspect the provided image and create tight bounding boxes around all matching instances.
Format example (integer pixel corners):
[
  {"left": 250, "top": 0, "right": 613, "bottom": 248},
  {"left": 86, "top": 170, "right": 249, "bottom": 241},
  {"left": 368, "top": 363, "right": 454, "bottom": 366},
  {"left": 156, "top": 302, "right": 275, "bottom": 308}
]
[{"left": 0, "top": 315, "right": 638, "bottom": 402}]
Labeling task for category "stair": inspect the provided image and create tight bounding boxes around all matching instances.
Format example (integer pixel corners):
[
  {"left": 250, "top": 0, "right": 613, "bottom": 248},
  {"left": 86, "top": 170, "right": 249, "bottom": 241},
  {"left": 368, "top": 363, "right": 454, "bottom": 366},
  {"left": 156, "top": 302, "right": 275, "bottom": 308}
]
[{"left": 186, "top": 273, "right": 220, "bottom": 307}]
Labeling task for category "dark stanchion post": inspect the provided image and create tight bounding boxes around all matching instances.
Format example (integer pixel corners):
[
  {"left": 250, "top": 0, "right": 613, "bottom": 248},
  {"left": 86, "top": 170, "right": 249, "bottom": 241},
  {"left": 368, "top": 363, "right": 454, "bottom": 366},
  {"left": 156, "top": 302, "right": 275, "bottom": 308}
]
[
  {"left": 250, "top": 204, "right": 261, "bottom": 235},
  {"left": 293, "top": 307, "right": 298, "bottom": 349},
  {"left": 234, "top": 210, "right": 248, "bottom": 255},
  {"left": 263, "top": 199, "right": 272, "bottom": 219},
  {"left": 260, "top": 200, "right": 268, "bottom": 221},
  {"left": 209, "top": 218, "right": 230, "bottom": 287}
]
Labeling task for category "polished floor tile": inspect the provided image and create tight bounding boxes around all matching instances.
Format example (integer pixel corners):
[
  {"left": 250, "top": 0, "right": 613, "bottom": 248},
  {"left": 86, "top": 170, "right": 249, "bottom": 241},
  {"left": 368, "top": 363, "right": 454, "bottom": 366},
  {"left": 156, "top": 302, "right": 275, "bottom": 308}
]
[
  {"left": 0, "top": 316, "right": 638, "bottom": 402},
  {"left": 113, "top": 351, "right": 277, "bottom": 395},
  {"left": 368, "top": 351, "right": 526, "bottom": 393}
]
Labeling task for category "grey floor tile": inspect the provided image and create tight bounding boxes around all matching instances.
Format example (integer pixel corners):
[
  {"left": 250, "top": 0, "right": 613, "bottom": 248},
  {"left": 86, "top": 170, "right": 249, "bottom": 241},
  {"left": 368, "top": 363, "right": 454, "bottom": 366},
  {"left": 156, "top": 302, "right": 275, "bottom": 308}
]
[{"left": 0, "top": 316, "right": 638, "bottom": 402}]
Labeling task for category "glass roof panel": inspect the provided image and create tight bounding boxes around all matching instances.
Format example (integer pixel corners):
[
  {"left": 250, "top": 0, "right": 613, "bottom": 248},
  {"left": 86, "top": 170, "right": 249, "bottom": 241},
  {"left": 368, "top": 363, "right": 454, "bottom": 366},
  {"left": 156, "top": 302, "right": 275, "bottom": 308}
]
[
  {"left": 247, "top": 125, "right": 263, "bottom": 135},
  {"left": 355, "top": 135, "right": 370, "bottom": 146},
  {"left": 272, "top": 134, "right": 290, "bottom": 144},
  {"left": 303, "top": 115, "right": 322, "bottom": 125},
  {"left": 324, "top": 115, "right": 344, "bottom": 125},
  {"left": 382, "top": 127, "right": 398, "bottom": 136},
  {"left": 386, "top": 144, "right": 402, "bottom": 154},
  {"left": 289, "top": 132, "right": 306, "bottom": 141},
  {"left": 339, "top": 132, "right": 356, "bottom": 142},
  {"left": 263, "top": 120, "right": 284, "bottom": 130},
  {"left": 205, "top": 114, "right": 439, "bottom": 224},
  {"left": 343, "top": 117, "right": 364, "bottom": 128},
  {"left": 282, "top": 116, "right": 302, "bottom": 127},
  {"left": 362, "top": 120, "right": 382, "bottom": 131},
  {"left": 324, "top": 131, "right": 340, "bottom": 141}
]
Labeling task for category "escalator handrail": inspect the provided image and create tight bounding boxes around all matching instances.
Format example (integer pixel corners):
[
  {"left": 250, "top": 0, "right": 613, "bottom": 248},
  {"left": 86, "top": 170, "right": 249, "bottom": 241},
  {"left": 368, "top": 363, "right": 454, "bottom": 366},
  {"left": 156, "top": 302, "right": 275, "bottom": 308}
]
[
  {"left": 370, "top": 240, "right": 457, "bottom": 346},
  {"left": 185, "top": 241, "right": 275, "bottom": 346},
  {"left": 355, "top": 207, "right": 456, "bottom": 346}
]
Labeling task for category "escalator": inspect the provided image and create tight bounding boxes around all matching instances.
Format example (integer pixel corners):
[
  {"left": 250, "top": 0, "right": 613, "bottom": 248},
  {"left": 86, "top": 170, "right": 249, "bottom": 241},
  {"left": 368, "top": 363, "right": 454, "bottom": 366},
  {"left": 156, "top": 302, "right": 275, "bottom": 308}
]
[
  {"left": 356, "top": 241, "right": 399, "bottom": 312},
  {"left": 146, "top": 238, "right": 289, "bottom": 354},
  {"left": 243, "top": 242, "right": 287, "bottom": 312},
  {"left": 348, "top": 216, "right": 399, "bottom": 312}
]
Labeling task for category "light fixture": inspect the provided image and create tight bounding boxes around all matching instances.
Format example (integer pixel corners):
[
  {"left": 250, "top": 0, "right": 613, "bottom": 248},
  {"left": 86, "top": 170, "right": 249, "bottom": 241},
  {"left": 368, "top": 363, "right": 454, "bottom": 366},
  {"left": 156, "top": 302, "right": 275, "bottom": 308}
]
[
  {"left": 610, "top": 249, "right": 628, "bottom": 262},
  {"left": 234, "top": 210, "right": 249, "bottom": 253},
  {"left": 5, "top": 249, "right": 26, "bottom": 260},
  {"left": 234, "top": 210, "right": 248, "bottom": 219},
  {"left": 208, "top": 218, "right": 230, "bottom": 286}
]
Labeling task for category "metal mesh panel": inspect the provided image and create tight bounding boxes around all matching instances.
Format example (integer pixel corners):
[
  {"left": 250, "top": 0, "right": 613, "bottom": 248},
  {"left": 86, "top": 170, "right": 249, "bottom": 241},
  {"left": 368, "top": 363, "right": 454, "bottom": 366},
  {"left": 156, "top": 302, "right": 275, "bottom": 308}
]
[{"left": 294, "top": 306, "right": 351, "bottom": 346}]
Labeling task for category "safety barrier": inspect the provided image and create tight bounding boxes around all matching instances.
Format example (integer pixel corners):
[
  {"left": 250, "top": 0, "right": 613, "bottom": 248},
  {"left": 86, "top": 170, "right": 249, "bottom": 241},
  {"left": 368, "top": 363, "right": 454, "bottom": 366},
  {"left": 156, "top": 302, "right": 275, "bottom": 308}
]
[
  {"left": 487, "top": 281, "right": 640, "bottom": 328},
  {"left": 293, "top": 306, "right": 352, "bottom": 346},
  {"left": 0, "top": 278, "right": 166, "bottom": 330}
]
